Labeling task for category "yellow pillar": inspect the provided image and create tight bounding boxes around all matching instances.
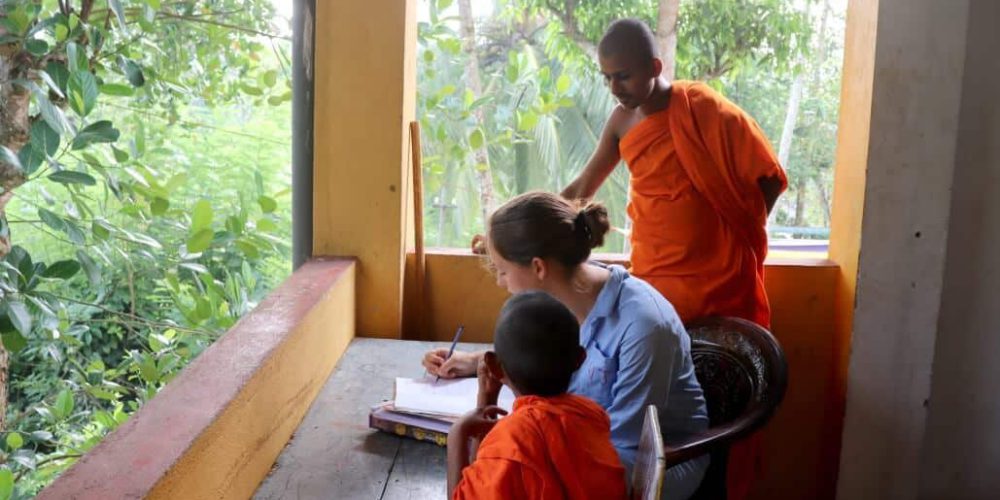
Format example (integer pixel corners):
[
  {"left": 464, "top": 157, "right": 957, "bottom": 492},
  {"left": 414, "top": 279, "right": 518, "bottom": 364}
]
[
  {"left": 312, "top": 0, "right": 417, "bottom": 337},
  {"left": 824, "top": 0, "right": 878, "bottom": 490}
]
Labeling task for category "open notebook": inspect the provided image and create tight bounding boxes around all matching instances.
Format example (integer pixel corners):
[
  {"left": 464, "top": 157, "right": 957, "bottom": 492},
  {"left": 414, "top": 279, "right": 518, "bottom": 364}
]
[
  {"left": 369, "top": 376, "right": 515, "bottom": 446},
  {"left": 393, "top": 376, "right": 516, "bottom": 418}
]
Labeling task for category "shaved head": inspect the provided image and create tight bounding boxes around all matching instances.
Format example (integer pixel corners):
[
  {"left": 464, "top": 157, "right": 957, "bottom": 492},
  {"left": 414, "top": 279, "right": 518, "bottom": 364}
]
[{"left": 598, "top": 18, "right": 659, "bottom": 63}]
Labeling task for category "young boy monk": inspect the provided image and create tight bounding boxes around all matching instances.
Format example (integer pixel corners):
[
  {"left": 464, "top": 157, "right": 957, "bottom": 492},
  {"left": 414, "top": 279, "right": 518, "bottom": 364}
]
[
  {"left": 559, "top": 17, "right": 787, "bottom": 500},
  {"left": 447, "top": 291, "right": 627, "bottom": 500}
]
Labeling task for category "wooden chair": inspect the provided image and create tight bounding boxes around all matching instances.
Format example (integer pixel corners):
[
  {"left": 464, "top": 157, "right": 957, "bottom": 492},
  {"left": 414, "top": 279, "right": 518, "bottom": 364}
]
[
  {"left": 631, "top": 405, "right": 666, "bottom": 500},
  {"left": 665, "top": 317, "right": 789, "bottom": 500}
]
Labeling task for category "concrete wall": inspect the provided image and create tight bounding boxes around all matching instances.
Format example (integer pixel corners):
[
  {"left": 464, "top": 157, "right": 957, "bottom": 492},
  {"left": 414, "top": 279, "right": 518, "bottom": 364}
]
[
  {"left": 837, "top": 0, "right": 971, "bottom": 497},
  {"left": 919, "top": 0, "right": 1000, "bottom": 496}
]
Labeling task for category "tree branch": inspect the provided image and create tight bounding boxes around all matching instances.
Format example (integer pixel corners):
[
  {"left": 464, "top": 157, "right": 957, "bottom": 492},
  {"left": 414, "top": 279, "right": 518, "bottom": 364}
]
[{"left": 544, "top": 0, "right": 597, "bottom": 61}]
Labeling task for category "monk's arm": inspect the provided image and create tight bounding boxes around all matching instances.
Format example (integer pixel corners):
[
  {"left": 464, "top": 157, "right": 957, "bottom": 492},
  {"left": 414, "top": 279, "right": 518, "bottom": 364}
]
[
  {"left": 561, "top": 113, "right": 622, "bottom": 200},
  {"left": 447, "top": 428, "right": 473, "bottom": 497},
  {"left": 758, "top": 174, "right": 784, "bottom": 215}
]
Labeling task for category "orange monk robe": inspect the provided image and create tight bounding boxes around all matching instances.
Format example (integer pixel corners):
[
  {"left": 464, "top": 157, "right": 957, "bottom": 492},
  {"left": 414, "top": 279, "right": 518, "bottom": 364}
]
[
  {"left": 619, "top": 81, "right": 787, "bottom": 500},
  {"left": 452, "top": 394, "right": 627, "bottom": 500},
  {"left": 621, "top": 80, "right": 787, "bottom": 329}
]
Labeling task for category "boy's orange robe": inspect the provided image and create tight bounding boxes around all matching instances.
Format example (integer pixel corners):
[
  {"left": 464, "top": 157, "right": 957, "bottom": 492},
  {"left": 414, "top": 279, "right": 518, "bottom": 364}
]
[
  {"left": 452, "top": 394, "right": 627, "bottom": 500},
  {"left": 619, "top": 81, "right": 787, "bottom": 499}
]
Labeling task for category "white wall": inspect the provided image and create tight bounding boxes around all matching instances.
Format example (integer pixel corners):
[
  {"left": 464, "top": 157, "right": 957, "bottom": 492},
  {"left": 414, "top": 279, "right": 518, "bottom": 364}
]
[{"left": 919, "top": 0, "right": 1000, "bottom": 497}]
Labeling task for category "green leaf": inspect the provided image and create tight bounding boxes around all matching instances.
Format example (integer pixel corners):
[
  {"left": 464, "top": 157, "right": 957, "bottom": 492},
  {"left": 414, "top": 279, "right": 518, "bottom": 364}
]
[
  {"left": 40, "top": 66, "right": 67, "bottom": 98},
  {"left": 437, "top": 0, "right": 454, "bottom": 10},
  {"left": 38, "top": 67, "right": 68, "bottom": 97},
  {"left": 517, "top": 110, "right": 539, "bottom": 131},
  {"left": 72, "top": 121, "right": 120, "bottom": 150},
  {"left": 145, "top": 0, "right": 162, "bottom": 9},
  {"left": 1, "top": 332, "right": 27, "bottom": 354},
  {"left": 469, "top": 128, "right": 485, "bottom": 150},
  {"left": 6, "top": 300, "right": 32, "bottom": 336},
  {"left": 68, "top": 70, "right": 99, "bottom": 117},
  {"left": 100, "top": 83, "right": 134, "bottom": 96},
  {"left": 256, "top": 218, "right": 277, "bottom": 233},
  {"left": 121, "top": 230, "right": 162, "bottom": 249},
  {"left": 6, "top": 432, "right": 23, "bottom": 451},
  {"left": 49, "top": 170, "right": 97, "bottom": 186},
  {"left": 25, "top": 38, "right": 49, "bottom": 56},
  {"left": 118, "top": 56, "right": 146, "bottom": 87},
  {"left": 30, "top": 120, "right": 60, "bottom": 157},
  {"left": 236, "top": 239, "right": 259, "bottom": 259},
  {"left": 38, "top": 208, "right": 65, "bottom": 232},
  {"left": 137, "top": 354, "right": 159, "bottom": 383},
  {"left": 37, "top": 92, "right": 72, "bottom": 136},
  {"left": 191, "top": 199, "right": 212, "bottom": 232},
  {"left": 41, "top": 260, "right": 81, "bottom": 279},
  {"left": 186, "top": 228, "right": 213, "bottom": 253},
  {"left": 92, "top": 219, "right": 113, "bottom": 241},
  {"left": 112, "top": 146, "right": 129, "bottom": 163},
  {"left": 108, "top": 0, "right": 127, "bottom": 29},
  {"left": 151, "top": 198, "right": 169, "bottom": 216},
  {"left": 262, "top": 69, "right": 278, "bottom": 88},
  {"left": 556, "top": 74, "right": 571, "bottom": 93},
  {"left": 67, "top": 42, "right": 86, "bottom": 74},
  {"left": 55, "top": 389, "right": 74, "bottom": 419},
  {"left": 225, "top": 215, "right": 244, "bottom": 236},
  {"left": 17, "top": 145, "right": 43, "bottom": 175},
  {"left": 0, "top": 147, "right": 22, "bottom": 172},
  {"left": 0, "top": 467, "right": 12, "bottom": 500},
  {"left": 55, "top": 23, "right": 69, "bottom": 41},
  {"left": 77, "top": 250, "right": 101, "bottom": 286},
  {"left": 257, "top": 196, "right": 277, "bottom": 213}
]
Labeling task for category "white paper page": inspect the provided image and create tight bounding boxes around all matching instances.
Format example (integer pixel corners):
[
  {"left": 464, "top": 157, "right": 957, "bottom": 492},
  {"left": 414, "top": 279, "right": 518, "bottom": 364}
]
[{"left": 394, "top": 376, "right": 515, "bottom": 418}]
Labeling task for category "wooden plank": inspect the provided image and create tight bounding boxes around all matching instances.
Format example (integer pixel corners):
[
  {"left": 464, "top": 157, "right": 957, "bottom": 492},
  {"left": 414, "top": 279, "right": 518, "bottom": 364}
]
[
  {"left": 254, "top": 338, "right": 484, "bottom": 499},
  {"left": 381, "top": 439, "right": 448, "bottom": 500}
]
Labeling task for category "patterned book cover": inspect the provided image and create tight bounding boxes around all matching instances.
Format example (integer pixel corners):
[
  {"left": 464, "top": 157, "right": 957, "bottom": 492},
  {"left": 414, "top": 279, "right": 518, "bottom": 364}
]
[{"left": 368, "top": 403, "right": 452, "bottom": 447}]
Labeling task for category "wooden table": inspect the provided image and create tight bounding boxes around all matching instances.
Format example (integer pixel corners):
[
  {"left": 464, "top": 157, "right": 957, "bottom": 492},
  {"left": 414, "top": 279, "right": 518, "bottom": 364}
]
[{"left": 255, "top": 338, "right": 484, "bottom": 500}]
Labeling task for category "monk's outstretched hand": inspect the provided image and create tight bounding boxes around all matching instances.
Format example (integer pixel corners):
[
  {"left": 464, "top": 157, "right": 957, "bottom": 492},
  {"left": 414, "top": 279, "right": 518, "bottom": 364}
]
[
  {"left": 470, "top": 234, "right": 486, "bottom": 255},
  {"left": 454, "top": 405, "right": 508, "bottom": 442}
]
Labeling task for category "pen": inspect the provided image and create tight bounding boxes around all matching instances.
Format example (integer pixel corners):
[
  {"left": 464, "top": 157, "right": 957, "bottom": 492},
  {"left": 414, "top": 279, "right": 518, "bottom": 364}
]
[{"left": 436, "top": 325, "right": 465, "bottom": 383}]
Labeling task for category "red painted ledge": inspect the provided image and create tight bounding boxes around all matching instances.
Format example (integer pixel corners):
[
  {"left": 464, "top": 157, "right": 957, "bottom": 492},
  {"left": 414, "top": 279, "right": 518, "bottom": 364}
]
[{"left": 38, "top": 257, "right": 356, "bottom": 499}]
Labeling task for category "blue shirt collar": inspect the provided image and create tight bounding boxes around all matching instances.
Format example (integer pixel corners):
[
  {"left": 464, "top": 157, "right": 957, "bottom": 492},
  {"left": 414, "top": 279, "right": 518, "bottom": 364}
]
[{"left": 580, "top": 264, "right": 627, "bottom": 344}]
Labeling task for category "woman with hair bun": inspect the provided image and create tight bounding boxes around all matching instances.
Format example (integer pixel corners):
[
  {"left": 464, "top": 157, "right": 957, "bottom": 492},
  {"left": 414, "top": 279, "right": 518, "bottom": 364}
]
[{"left": 423, "top": 191, "right": 709, "bottom": 499}]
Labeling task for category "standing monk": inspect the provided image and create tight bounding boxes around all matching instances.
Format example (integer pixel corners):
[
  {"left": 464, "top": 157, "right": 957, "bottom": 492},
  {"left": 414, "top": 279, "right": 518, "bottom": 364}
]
[{"left": 560, "top": 18, "right": 786, "bottom": 499}]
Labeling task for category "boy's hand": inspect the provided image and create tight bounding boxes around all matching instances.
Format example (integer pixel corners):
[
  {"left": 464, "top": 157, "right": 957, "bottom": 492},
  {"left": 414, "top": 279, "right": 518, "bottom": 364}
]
[
  {"left": 422, "top": 349, "right": 480, "bottom": 378},
  {"left": 452, "top": 405, "right": 508, "bottom": 441},
  {"left": 477, "top": 357, "right": 502, "bottom": 407}
]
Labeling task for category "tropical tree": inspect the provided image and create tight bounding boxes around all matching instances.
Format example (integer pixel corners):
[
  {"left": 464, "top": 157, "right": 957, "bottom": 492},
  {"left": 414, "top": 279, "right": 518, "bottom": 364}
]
[
  {"left": 1, "top": 0, "right": 292, "bottom": 494},
  {"left": 416, "top": 0, "right": 815, "bottom": 250}
]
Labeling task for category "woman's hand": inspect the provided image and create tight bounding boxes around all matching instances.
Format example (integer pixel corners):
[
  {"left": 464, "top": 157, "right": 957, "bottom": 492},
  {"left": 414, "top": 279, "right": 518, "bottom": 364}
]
[{"left": 422, "top": 349, "right": 481, "bottom": 378}]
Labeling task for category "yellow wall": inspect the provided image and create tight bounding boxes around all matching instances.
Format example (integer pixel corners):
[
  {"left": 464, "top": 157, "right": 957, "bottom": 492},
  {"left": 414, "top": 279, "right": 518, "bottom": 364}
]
[
  {"left": 405, "top": 251, "right": 840, "bottom": 499},
  {"left": 312, "top": 0, "right": 417, "bottom": 338},
  {"left": 825, "top": 0, "right": 877, "bottom": 489}
]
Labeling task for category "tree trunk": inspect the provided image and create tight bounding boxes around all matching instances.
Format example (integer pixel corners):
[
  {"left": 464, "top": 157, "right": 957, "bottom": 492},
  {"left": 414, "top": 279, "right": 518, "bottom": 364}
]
[
  {"left": 458, "top": 0, "right": 496, "bottom": 224},
  {"left": 1, "top": 23, "right": 32, "bottom": 431},
  {"left": 656, "top": 0, "right": 681, "bottom": 80},
  {"left": 777, "top": 73, "right": 804, "bottom": 167},
  {"left": 793, "top": 176, "right": 806, "bottom": 227}
]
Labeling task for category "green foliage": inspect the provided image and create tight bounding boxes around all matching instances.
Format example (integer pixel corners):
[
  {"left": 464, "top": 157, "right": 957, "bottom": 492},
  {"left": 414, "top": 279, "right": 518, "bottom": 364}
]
[
  {"left": 418, "top": 0, "right": 838, "bottom": 250},
  {"left": 0, "top": 0, "right": 292, "bottom": 495}
]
